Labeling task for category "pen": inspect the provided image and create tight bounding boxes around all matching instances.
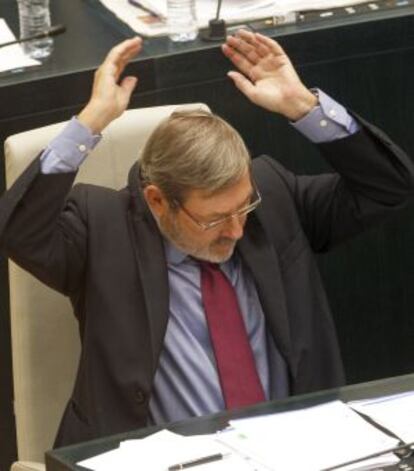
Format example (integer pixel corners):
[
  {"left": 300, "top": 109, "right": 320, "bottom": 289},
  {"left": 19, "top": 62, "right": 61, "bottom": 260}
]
[
  {"left": 127, "top": 0, "right": 163, "bottom": 18},
  {"left": 168, "top": 452, "right": 225, "bottom": 470}
]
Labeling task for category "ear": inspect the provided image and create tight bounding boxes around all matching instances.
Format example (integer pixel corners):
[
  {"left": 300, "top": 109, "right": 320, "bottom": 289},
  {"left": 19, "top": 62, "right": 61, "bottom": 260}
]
[{"left": 143, "top": 184, "right": 170, "bottom": 218}]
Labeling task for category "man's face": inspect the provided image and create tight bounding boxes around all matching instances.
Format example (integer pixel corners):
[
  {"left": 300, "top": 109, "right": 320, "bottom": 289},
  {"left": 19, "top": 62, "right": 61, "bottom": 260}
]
[{"left": 157, "top": 171, "right": 253, "bottom": 263}]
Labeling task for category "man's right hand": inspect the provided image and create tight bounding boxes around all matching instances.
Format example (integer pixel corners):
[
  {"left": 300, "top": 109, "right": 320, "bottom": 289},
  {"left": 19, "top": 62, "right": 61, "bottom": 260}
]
[{"left": 78, "top": 37, "right": 142, "bottom": 134}]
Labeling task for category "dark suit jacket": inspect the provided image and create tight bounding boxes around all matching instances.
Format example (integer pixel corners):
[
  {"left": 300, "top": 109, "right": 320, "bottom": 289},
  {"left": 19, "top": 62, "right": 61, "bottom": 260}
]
[{"left": 1, "top": 117, "right": 413, "bottom": 447}]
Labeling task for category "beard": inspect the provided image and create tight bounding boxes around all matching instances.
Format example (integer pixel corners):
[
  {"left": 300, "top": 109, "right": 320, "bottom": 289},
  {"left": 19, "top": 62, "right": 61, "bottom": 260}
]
[{"left": 158, "top": 211, "right": 237, "bottom": 263}]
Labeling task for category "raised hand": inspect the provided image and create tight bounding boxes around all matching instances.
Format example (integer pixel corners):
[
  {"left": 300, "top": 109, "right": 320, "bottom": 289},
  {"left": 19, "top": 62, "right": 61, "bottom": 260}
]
[
  {"left": 78, "top": 37, "right": 143, "bottom": 134},
  {"left": 222, "top": 30, "right": 317, "bottom": 121}
]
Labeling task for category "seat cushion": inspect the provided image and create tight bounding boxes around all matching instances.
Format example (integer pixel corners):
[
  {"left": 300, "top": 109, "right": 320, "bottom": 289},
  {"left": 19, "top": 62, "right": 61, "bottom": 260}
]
[{"left": 11, "top": 461, "right": 45, "bottom": 471}]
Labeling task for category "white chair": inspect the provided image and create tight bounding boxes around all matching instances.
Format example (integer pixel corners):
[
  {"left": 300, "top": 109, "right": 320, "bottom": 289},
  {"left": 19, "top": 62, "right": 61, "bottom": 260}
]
[{"left": 5, "top": 103, "right": 210, "bottom": 471}]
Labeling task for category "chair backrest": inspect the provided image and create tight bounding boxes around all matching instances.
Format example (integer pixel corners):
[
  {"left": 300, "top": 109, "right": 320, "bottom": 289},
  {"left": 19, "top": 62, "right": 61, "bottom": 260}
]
[{"left": 4, "top": 103, "right": 210, "bottom": 464}]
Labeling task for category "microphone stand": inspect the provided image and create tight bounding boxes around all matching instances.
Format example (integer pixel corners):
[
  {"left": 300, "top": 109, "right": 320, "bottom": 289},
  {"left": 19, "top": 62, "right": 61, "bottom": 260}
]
[
  {"left": 0, "top": 25, "right": 66, "bottom": 49},
  {"left": 201, "top": 0, "right": 227, "bottom": 41}
]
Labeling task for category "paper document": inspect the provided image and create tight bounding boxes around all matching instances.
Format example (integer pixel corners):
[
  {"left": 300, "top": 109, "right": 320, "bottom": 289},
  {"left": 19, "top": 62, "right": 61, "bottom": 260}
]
[
  {"left": 98, "top": 0, "right": 297, "bottom": 37},
  {"left": 98, "top": 0, "right": 376, "bottom": 37},
  {"left": 135, "top": 0, "right": 372, "bottom": 19},
  {"left": 350, "top": 390, "right": 414, "bottom": 443},
  {"left": 0, "top": 18, "right": 40, "bottom": 73},
  {"left": 78, "top": 429, "right": 258, "bottom": 471},
  {"left": 78, "top": 401, "right": 402, "bottom": 471},
  {"left": 218, "top": 401, "right": 399, "bottom": 470}
]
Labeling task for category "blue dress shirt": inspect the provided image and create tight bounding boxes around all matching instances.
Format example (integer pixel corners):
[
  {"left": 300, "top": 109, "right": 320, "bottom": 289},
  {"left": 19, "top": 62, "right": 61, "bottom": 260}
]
[{"left": 148, "top": 242, "right": 289, "bottom": 424}]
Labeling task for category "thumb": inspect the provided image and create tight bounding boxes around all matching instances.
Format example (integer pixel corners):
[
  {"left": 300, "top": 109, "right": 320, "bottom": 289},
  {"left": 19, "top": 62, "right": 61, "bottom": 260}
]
[
  {"left": 227, "top": 71, "right": 257, "bottom": 102},
  {"left": 120, "top": 76, "right": 138, "bottom": 100}
]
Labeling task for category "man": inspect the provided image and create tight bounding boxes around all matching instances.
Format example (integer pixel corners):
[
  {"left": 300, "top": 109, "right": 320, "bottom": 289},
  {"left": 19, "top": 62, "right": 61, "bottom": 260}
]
[{"left": 1, "top": 31, "right": 413, "bottom": 447}]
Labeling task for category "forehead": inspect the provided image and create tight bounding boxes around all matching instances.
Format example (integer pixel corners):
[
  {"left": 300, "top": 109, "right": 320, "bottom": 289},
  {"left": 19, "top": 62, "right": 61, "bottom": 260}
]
[{"left": 184, "top": 171, "right": 253, "bottom": 215}]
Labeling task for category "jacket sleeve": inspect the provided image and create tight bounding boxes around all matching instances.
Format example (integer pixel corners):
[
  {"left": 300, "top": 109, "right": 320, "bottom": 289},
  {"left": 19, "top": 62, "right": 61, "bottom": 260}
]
[
  {"left": 0, "top": 156, "right": 88, "bottom": 296},
  {"left": 261, "top": 116, "right": 414, "bottom": 253}
]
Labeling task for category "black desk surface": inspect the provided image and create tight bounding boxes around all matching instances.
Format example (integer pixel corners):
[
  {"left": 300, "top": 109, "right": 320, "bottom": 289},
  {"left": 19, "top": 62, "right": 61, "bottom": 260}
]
[
  {"left": 1, "top": 0, "right": 414, "bottom": 122},
  {"left": 46, "top": 374, "right": 414, "bottom": 471}
]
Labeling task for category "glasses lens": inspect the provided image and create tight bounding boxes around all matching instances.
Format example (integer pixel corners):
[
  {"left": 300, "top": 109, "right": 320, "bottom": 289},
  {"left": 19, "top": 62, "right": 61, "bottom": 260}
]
[{"left": 204, "top": 189, "right": 261, "bottom": 230}]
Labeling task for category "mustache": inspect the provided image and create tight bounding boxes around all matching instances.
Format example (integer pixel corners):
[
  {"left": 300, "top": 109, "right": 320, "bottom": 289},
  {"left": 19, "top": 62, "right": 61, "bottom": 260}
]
[{"left": 213, "top": 237, "right": 238, "bottom": 246}]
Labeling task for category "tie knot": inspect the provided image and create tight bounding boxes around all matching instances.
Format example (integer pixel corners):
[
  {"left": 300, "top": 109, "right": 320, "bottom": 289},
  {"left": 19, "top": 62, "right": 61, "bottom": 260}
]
[{"left": 197, "top": 260, "right": 220, "bottom": 272}]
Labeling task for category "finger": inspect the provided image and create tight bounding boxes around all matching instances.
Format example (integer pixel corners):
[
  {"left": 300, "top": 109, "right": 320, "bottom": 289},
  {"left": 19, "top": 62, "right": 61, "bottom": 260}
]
[
  {"left": 116, "top": 76, "right": 138, "bottom": 111},
  {"left": 107, "top": 37, "right": 142, "bottom": 62},
  {"left": 254, "top": 33, "right": 286, "bottom": 57},
  {"left": 105, "top": 38, "right": 141, "bottom": 69},
  {"left": 227, "top": 71, "right": 257, "bottom": 101},
  {"left": 120, "top": 76, "right": 138, "bottom": 99},
  {"left": 236, "top": 29, "right": 269, "bottom": 58},
  {"left": 118, "top": 37, "right": 143, "bottom": 66},
  {"left": 92, "top": 40, "right": 141, "bottom": 95},
  {"left": 226, "top": 34, "right": 261, "bottom": 65},
  {"left": 115, "top": 38, "right": 143, "bottom": 77},
  {"left": 222, "top": 44, "right": 257, "bottom": 80},
  {"left": 105, "top": 37, "right": 143, "bottom": 80}
]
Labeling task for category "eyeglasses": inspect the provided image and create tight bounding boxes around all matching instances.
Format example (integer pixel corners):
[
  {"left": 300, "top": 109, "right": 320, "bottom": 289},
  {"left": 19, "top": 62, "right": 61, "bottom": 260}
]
[{"left": 174, "top": 185, "right": 262, "bottom": 231}]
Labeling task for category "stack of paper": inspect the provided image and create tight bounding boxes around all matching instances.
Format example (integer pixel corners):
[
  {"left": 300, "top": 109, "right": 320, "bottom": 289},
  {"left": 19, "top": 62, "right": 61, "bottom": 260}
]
[
  {"left": 78, "top": 430, "right": 258, "bottom": 471},
  {"left": 135, "top": 0, "right": 373, "bottom": 21},
  {"left": 217, "top": 401, "right": 400, "bottom": 470},
  {"left": 98, "top": 0, "right": 296, "bottom": 38},
  {"left": 97, "top": 0, "right": 375, "bottom": 37},
  {"left": 0, "top": 18, "right": 40, "bottom": 73},
  {"left": 350, "top": 391, "right": 414, "bottom": 443},
  {"left": 142, "top": 0, "right": 293, "bottom": 23},
  {"left": 78, "top": 400, "right": 405, "bottom": 471}
]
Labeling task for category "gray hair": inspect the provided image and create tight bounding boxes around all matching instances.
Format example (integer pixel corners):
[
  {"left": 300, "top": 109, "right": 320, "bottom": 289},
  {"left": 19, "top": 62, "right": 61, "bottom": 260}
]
[{"left": 139, "top": 109, "right": 251, "bottom": 205}]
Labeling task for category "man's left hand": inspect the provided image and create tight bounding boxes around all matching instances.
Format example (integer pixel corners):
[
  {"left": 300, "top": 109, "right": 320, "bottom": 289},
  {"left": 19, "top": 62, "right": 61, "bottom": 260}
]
[{"left": 222, "top": 30, "right": 317, "bottom": 121}]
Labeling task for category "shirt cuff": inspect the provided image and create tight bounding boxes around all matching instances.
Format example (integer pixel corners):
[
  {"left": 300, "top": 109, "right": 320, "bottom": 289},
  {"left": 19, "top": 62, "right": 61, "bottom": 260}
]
[
  {"left": 40, "top": 117, "right": 102, "bottom": 174},
  {"left": 291, "top": 89, "right": 360, "bottom": 143}
]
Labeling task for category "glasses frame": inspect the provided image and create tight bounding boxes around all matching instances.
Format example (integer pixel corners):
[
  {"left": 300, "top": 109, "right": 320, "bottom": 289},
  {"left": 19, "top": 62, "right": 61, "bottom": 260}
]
[{"left": 174, "top": 181, "right": 262, "bottom": 231}]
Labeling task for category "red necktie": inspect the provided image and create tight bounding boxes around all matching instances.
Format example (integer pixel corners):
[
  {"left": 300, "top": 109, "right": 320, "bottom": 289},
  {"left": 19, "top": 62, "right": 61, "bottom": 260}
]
[{"left": 199, "top": 261, "right": 265, "bottom": 409}]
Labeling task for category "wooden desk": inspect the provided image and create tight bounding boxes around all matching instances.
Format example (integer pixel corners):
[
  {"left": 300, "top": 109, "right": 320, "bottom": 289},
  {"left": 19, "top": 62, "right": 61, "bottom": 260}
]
[{"left": 1, "top": 1, "right": 414, "bottom": 468}]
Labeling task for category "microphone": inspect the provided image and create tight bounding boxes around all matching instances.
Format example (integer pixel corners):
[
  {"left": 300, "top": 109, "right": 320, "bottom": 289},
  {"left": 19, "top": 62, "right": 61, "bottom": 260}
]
[
  {"left": 201, "top": 0, "right": 227, "bottom": 42},
  {"left": 0, "top": 24, "right": 66, "bottom": 49},
  {"left": 321, "top": 440, "right": 414, "bottom": 471}
]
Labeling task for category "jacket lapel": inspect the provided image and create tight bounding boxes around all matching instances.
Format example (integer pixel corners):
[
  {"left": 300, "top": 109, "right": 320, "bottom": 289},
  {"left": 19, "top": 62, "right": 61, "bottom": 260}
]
[
  {"left": 127, "top": 164, "right": 170, "bottom": 372},
  {"left": 237, "top": 215, "right": 293, "bottom": 374}
]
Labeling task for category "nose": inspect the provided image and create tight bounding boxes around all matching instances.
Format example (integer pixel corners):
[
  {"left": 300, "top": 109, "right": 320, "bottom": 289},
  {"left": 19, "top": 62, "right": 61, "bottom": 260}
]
[{"left": 220, "top": 215, "right": 245, "bottom": 240}]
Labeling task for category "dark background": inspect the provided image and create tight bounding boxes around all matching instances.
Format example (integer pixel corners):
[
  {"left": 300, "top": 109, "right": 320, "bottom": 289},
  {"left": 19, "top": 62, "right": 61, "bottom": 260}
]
[{"left": 1, "top": 0, "right": 414, "bottom": 469}]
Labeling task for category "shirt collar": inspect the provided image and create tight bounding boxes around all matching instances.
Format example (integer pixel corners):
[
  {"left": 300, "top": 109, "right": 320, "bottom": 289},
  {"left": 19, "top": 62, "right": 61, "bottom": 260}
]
[
  {"left": 163, "top": 238, "right": 238, "bottom": 277},
  {"left": 163, "top": 238, "right": 190, "bottom": 266}
]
